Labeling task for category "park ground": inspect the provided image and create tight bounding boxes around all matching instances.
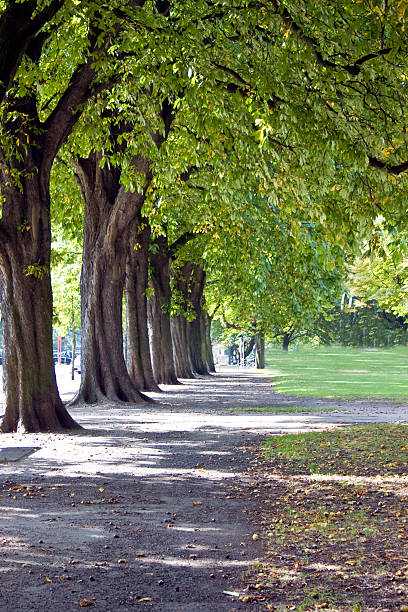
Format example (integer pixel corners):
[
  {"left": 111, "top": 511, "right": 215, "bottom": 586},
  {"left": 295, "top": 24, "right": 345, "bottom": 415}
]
[{"left": 1, "top": 352, "right": 408, "bottom": 611}]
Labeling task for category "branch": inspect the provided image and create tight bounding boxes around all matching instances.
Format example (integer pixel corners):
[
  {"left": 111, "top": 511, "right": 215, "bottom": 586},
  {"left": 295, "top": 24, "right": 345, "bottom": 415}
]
[
  {"left": 222, "top": 313, "right": 245, "bottom": 331},
  {"left": 368, "top": 156, "right": 408, "bottom": 175},
  {"left": 0, "top": 0, "right": 63, "bottom": 102},
  {"left": 278, "top": 3, "right": 392, "bottom": 76},
  {"left": 169, "top": 232, "right": 197, "bottom": 255},
  {"left": 212, "top": 62, "right": 284, "bottom": 110}
]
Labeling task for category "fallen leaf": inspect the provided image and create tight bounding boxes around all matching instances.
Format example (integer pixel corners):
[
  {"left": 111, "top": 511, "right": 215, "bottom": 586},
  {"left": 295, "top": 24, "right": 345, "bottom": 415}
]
[
  {"left": 137, "top": 597, "right": 154, "bottom": 602},
  {"left": 79, "top": 599, "right": 95, "bottom": 607}
]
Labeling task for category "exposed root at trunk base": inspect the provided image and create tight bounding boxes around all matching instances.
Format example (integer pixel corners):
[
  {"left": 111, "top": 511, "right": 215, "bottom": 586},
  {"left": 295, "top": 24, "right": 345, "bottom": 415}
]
[{"left": 68, "top": 389, "right": 155, "bottom": 409}]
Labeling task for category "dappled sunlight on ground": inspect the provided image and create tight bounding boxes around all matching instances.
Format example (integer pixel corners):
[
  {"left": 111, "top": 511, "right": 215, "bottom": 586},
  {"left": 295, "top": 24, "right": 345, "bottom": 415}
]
[{"left": 1, "top": 368, "right": 408, "bottom": 610}]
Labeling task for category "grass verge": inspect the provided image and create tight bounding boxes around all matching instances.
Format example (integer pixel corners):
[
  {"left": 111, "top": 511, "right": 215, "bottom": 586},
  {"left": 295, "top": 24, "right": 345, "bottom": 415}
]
[
  {"left": 227, "top": 406, "right": 336, "bottom": 414},
  {"left": 236, "top": 424, "right": 408, "bottom": 610}
]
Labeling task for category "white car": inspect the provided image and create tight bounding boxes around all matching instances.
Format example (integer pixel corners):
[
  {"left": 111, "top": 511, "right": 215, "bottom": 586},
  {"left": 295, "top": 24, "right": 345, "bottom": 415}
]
[{"left": 73, "top": 354, "right": 81, "bottom": 373}]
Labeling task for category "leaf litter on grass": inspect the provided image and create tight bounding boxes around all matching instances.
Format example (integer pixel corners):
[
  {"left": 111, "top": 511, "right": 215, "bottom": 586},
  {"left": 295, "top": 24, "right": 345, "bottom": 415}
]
[{"left": 237, "top": 424, "right": 408, "bottom": 611}]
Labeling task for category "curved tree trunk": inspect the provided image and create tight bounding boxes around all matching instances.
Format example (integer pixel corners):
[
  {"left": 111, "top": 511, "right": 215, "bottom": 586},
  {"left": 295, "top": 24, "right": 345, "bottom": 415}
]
[
  {"left": 171, "top": 315, "right": 195, "bottom": 378},
  {"left": 187, "top": 265, "right": 209, "bottom": 376},
  {"left": 255, "top": 332, "right": 265, "bottom": 368},
  {"left": 203, "top": 311, "right": 216, "bottom": 372},
  {"left": 148, "top": 237, "right": 179, "bottom": 385},
  {"left": 71, "top": 153, "right": 150, "bottom": 405},
  {"left": 126, "top": 217, "right": 160, "bottom": 392},
  {"left": 0, "top": 160, "right": 79, "bottom": 432}
]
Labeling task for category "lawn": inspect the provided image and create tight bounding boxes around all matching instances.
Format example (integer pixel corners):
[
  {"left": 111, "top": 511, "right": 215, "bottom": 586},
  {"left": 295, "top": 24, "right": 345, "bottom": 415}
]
[{"left": 265, "top": 344, "right": 408, "bottom": 399}]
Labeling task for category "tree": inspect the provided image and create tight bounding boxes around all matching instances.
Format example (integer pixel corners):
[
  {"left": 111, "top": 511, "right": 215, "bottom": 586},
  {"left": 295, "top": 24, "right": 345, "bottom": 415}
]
[
  {"left": 0, "top": 1, "right": 139, "bottom": 431},
  {"left": 205, "top": 199, "right": 346, "bottom": 359}
]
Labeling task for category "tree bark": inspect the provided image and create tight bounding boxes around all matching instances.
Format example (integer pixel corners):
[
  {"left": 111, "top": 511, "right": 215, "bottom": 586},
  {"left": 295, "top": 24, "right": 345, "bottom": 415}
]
[
  {"left": 170, "top": 261, "right": 195, "bottom": 379},
  {"left": 171, "top": 315, "right": 195, "bottom": 378},
  {"left": 187, "top": 265, "right": 209, "bottom": 376},
  {"left": 255, "top": 332, "right": 265, "bottom": 368},
  {"left": 126, "top": 217, "right": 160, "bottom": 391},
  {"left": 71, "top": 153, "right": 150, "bottom": 404},
  {"left": 203, "top": 310, "right": 216, "bottom": 372},
  {"left": 0, "top": 48, "right": 99, "bottom": 431},
  {"left": 148, "top": 237, "right": 179, "bottom": 385},
  {"left": 0, "top": 153, "right": 79, "bottom": 432}
]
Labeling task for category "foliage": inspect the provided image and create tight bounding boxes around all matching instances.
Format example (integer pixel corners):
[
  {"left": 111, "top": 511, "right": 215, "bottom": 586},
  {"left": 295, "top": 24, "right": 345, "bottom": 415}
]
[
  {"left": 349, "top": 221, "right": 408, "bottom": 318},
  {"left": 203, "top": 198, "right": 347, "bottom": 347},
  {"left": 315, "top": 304, "right": 408, "bottom": 348},
  {"left": 51, "top": 226, "right": 81, "bottom": 336}
]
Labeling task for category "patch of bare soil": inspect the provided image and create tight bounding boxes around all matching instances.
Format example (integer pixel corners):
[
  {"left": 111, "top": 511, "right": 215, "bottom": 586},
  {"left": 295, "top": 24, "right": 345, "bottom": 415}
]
[{"left": 0, "top": 369, "right": 407, "bottom": 611}]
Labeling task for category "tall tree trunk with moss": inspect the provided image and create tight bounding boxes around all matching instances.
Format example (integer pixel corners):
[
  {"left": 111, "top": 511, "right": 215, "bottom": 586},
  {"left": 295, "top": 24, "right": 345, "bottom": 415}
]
[
  {"left": 171, "top": 315, "right": 195, "bottom": 378},
  {"left": 148, "top": 236, "right": 179, "bottom": 385},
  {"left": 126, "top": 216, "right": 160, "bottom": 391}
]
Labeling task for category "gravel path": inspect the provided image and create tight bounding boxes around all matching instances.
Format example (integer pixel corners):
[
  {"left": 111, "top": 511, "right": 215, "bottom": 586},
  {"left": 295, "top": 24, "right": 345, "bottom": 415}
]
[{"left": 0, "top": 367, "right": 407, "bottom": 611}]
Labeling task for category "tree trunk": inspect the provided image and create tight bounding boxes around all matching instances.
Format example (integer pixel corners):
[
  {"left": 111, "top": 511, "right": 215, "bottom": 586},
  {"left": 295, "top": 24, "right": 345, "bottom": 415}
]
[
  {"left": 255, "top": 332, "right": 265, "bottom": 368},
  {"left": 0, "top": 165, "right": 79, "bottom": 432},
  {"left": 126, "top": 217, "right": 160, "bottom": 391},
  {"left": 187, "top": 265, "right": 209, "bottom": 376},
  {"left": 71, "top": 154, "right": 150, "bottom": 405},
  {"left": 171, "top": 315, "right": 195, "bottom": 378},
  {"left": 148, "top": 237, "right": 179, "bottom": 385},
  {"left": 282, "top": 333, "right": 291, "bottom": 352},
  {"left": 203, "top": 310, "right": 216, "bottom": 372},
  {"left": 170, "top": 261, "right": 195, "bottom": 379},
  {"left": 0, "top": 51, "right": 101, "bottom": 430}
]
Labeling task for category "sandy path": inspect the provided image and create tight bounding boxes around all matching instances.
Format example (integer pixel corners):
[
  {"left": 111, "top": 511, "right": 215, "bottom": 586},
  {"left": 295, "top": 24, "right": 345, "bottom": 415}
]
[{"left": 0, "top": 368, "right": 407, "bottom": 611}]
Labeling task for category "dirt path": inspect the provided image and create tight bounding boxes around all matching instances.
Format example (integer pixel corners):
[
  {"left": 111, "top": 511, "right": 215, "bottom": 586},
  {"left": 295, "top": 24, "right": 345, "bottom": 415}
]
[{"left": 1, "top": 369, "right": 407, "bottom": 611}]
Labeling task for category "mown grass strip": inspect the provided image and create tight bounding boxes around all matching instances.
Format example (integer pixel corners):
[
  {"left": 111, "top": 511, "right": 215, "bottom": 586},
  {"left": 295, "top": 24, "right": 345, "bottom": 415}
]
[
  {"left": 262, "top": 423, "right": 408, "bottom": 476},
  {"left": 265, "top": 345, "right": 408, "bottom": 399},
  {"left": 227, "top": 405, "right": 336, "bottom": 414}
]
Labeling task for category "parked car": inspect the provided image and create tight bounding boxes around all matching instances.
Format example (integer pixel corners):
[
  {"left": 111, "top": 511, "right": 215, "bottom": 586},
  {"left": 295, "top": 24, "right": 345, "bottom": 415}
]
[{"left": 73, "top": 354, "right": 81, "bottom": 373}]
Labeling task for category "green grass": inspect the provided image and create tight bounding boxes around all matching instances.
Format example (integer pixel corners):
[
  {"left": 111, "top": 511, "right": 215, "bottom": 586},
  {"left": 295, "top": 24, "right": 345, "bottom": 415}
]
[
  {"left": 265, "top": 344, "right": 408, "bottom": 399},
  {"left": 227, "top": 405, "right": 336, "bottom": 413},
  {"left": 262, "top": 423, "right": 408, "bottom": 475}
]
